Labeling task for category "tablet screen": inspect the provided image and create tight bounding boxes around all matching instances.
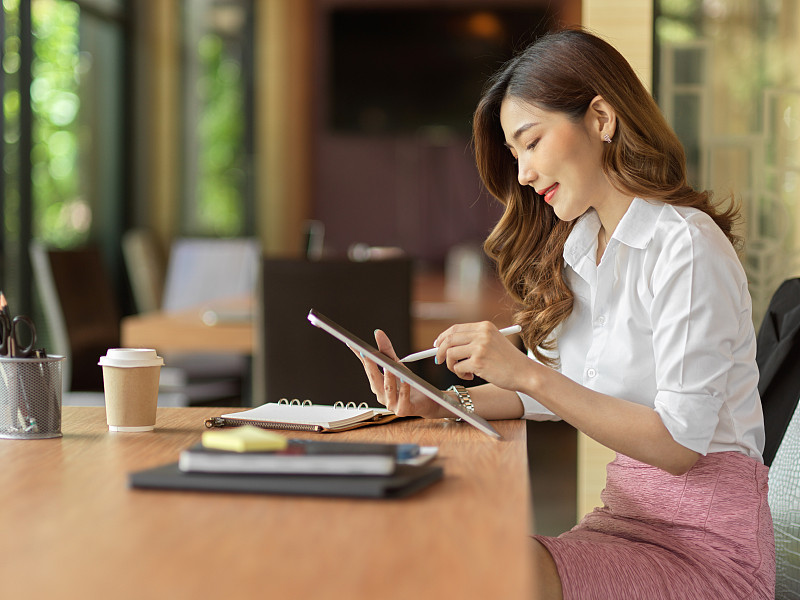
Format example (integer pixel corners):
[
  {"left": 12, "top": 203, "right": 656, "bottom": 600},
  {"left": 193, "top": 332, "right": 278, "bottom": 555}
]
[{"left": 307, "top": 309, "right": 502, "bottom": 440}]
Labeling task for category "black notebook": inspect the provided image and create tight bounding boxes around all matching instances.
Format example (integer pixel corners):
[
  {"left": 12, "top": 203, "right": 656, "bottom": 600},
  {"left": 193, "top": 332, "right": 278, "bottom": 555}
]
[{"left": 129, "top": 462, "right": 443, "bottom": 499}]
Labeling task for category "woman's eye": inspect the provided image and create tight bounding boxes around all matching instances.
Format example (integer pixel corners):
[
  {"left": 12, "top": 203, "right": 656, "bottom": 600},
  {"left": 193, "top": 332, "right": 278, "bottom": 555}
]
[{"left": 526, "top": 139, "right": 539, "bottom": 151}]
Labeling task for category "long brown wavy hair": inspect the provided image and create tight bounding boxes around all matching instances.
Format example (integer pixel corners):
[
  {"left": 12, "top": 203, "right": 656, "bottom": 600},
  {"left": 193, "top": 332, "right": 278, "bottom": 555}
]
[{"left": 473, "top": 28, "right": 740, "bottom": 365}]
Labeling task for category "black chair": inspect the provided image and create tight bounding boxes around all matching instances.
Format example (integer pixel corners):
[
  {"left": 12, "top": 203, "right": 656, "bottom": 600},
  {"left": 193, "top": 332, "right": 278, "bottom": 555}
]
[
  {"left": 755, "top": 278, "right": 800, "bottom": 467},
  {"left": 255, "top": 258, "right": 412, "bottom": 408}
]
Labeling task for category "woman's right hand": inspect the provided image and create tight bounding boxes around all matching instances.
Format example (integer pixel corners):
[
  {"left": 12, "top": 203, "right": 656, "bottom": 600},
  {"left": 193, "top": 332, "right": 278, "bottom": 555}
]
[{"left": 355, "top": 329, "right": 451, "bottom": 419}]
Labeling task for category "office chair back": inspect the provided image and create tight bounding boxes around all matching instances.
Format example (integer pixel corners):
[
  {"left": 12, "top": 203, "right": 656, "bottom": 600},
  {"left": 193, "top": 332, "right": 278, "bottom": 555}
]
[
  {"left": 122, "top": 229, "right": 166, "bottom": 313},
  {"left": 162, "top": 237, "right": 261, "bottom": 313},
  {"left": 755, "top": 277, "right": 800, "bottom": 466},
  {"left": 257, "top": 258, "right": 412, "bottom": 408},
  {"left": 30, "top": 243, "right": 120, "bottom": 392}
]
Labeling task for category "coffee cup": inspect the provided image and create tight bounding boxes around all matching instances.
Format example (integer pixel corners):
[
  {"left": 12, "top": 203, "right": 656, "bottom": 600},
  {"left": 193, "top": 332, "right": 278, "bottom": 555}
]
[{"left": 99, "top": 349, "right": 164, "bottom": 432}]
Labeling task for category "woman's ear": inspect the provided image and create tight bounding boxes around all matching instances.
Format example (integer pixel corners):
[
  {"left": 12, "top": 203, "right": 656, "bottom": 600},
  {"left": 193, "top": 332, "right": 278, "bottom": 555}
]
[{"left": 587, "top": 95, "right": 617, "bottom": 142}]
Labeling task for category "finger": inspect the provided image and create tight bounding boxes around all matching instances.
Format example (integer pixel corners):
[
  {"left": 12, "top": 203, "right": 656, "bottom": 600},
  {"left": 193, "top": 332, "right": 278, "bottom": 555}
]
[
  {"left": 435, "top": 329, "right": 481, "bottom": 365},
  {"left": 374, "top": 329, "right": 400, "bottom": 361},
  {"left": 433, "top": 322, "right": 486, "bottom": 348},
  {"left": 436, "top": 327, "right": 487, "bottom": 353},
  {"left": 361, "top": 355, "right": 387, "bottom": 399},
  {"left": 444, "top": 343, "right": 475, "bottom": 373},
  {"left": 382, "top": 369, "right": 400, "bottom": 412},
  {"left": 349, "top": 345, "right": 366, "bottom": 365},
  {"left": 393, "top": 378, "right": 413, "bottom": 416},
  {"left": 433, "top": 326, "right": 459, "bottom": 353},
  {"left": 453, "top": 362, "right": 475, "bottom": 381}
]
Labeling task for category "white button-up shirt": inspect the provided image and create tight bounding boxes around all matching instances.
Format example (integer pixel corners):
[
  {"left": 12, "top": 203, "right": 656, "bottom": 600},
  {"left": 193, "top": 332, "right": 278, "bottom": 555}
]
[{"left": 518, "top": 197, "right": 765, "bottom": 461}]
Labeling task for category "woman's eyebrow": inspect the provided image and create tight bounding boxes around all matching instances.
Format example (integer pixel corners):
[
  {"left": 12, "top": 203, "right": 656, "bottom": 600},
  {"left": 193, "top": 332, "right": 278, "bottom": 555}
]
[
  {"left": 512, "top": 122, "right": 537, "bottom": 140},
  {"left": 504, "top": 122, "right": 539, "bottom": 148}
]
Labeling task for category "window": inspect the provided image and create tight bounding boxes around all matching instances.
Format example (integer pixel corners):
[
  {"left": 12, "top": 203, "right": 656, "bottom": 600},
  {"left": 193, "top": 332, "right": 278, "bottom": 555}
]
[
  {"left": 180, "top": 0, "right": 254, "bottom": 237},
  {"left": 1, "top": 0, "right": 128, "bottom": 324},
  {"left": 655, "top": 0, "right": 800, "bottom": 324}
]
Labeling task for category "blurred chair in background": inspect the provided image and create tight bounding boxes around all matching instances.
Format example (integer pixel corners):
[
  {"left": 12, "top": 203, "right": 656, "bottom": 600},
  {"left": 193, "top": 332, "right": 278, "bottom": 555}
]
[
  {"left": 161, "top": 237, "right": 261, "bottom": 315},
  {"left": 150, "top": 236, "right": 262, "bottom": 404},
  {"left": 29, "top": 242, "right": 120, "bottom": 394},
  {"left": 255, "top": 257, "right": 412, "bottom": 408},
  {"left": 32, "top": 239, "right": 243, "bottom": 407},
  {"left": 122, "top": 228, "right": 166, "bottom": 314},
  {"left": 303, "top": 219, "right": 325, "bottom": 261}
]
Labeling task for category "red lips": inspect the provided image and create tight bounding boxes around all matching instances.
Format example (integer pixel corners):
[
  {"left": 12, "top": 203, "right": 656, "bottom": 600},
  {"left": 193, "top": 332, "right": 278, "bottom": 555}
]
[{"left": 538, "top": 183, "right": 559, "bottom": 204}]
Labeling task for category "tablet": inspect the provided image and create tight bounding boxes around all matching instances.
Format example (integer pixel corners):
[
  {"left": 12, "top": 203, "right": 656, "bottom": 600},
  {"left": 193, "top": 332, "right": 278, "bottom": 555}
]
[{"left": 307, "top": 309, "right": 502, "bottom": 440}]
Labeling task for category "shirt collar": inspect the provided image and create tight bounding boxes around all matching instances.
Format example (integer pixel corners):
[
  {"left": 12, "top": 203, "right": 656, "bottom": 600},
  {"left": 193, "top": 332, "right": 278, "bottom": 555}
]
[{"left": 563, "top": 197, "right": 665, "bottom": 269}]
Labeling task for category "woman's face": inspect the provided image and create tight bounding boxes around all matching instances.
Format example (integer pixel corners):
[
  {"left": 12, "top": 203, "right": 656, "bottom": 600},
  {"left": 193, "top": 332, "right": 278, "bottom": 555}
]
[{"left": 499, "top": 96, "right": 610, "bottom": 222}]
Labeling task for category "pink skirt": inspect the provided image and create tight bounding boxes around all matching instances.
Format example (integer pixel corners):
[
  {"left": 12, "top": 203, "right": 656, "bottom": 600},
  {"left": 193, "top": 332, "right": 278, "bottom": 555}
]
[{"left": 535, "top": 451, "right": 775, "bottom": 599}]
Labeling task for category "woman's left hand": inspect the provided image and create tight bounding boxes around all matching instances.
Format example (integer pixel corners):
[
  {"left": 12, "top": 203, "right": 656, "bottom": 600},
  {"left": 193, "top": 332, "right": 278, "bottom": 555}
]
[{"left": 434, "top": 321, "right": 532, "bottom": 390}]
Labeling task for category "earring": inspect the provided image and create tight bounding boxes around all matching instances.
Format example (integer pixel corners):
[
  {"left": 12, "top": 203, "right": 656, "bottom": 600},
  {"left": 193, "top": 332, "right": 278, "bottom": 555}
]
[{"left": 603, "top": 134, "right": 613, "bottom": 144}]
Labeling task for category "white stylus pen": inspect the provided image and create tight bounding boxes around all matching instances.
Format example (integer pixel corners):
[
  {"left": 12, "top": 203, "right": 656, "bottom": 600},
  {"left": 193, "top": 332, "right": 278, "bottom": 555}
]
[{"left": 398, "top": 324, "right": 522, "bottom": 363}]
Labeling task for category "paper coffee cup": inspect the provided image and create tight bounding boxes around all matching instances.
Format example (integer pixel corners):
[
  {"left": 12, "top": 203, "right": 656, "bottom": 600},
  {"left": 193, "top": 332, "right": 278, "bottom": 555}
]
[{"left": 99, "top": 349, "right": 163, "bottom": 432}]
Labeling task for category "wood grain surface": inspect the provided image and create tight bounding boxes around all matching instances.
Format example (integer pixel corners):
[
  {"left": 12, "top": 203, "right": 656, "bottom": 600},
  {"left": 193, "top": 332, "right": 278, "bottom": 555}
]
[{"left": 0, "top": 406, "right": 532, "bottom": 600}]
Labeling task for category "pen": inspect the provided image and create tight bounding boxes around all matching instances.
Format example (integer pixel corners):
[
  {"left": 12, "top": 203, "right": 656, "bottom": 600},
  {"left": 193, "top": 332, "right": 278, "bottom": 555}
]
[{"left": 399, "top": 324, "right": 522, "bottom": 363}]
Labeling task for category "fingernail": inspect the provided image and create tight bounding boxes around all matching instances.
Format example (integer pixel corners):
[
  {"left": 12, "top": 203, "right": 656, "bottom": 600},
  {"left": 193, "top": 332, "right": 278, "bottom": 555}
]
[
  {"left": 359, "top": 352, "right": 365, "bottom": 358},
  {"left": 434, "top": 356, "right": 439, "bottom": 365}
]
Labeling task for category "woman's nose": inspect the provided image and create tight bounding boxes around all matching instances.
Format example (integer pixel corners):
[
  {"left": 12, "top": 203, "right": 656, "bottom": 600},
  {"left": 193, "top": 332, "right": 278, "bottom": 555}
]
[{"left": 517, "top": 158, "right": 537, "bottom": 187}]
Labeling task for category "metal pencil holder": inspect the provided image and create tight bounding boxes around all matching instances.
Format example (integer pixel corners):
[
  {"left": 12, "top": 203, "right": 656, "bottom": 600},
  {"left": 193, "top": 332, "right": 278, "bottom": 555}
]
[{"left": 0, "top": 355, "right": 65, "bottom": 439}]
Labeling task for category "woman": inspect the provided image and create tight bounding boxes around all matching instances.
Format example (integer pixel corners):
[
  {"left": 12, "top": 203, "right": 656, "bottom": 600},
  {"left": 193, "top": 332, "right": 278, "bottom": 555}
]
[{"left": 358, "top": 28, "right": 774, "bottom": 599}]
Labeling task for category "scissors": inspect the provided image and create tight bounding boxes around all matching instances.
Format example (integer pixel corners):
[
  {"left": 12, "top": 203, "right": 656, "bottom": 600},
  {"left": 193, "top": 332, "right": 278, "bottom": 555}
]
[{"left": 0, "top": 312, "right": 37, "bottom": 358}]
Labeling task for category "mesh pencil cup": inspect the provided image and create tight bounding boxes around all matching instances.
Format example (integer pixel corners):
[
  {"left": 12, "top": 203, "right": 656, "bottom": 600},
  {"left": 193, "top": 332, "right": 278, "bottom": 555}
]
[{"left": 0, "top": 355, "right": 65, "bottom": 439}]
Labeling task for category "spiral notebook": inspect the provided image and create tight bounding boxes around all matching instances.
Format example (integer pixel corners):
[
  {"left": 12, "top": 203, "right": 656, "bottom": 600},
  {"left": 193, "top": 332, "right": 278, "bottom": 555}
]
[{"left": 205, "top": 399, "right": 401, "bottom": 433}]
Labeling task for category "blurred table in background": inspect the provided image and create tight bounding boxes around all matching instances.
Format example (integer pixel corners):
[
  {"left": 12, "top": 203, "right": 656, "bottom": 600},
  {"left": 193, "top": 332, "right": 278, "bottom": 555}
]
[
  {"left": 411, "top": 269, "right": 517, "bottom": 349},
  {"left": 121, "top": 270, "right": 517, "bottom": 355}
]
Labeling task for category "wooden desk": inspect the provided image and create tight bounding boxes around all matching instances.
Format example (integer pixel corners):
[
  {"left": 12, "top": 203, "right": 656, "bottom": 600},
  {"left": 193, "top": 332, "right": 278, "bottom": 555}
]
[
  {"left": 0, "top": 407, "right": 532, "bottom": 600},
  {"left": 120, "top": 271, "right": 517, "bottom": 355}
]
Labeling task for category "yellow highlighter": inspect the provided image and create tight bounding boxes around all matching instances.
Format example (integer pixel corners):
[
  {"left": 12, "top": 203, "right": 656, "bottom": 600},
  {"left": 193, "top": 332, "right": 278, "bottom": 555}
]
[{"left": 201, "top": 425, "right": 288, "bottom": 453}]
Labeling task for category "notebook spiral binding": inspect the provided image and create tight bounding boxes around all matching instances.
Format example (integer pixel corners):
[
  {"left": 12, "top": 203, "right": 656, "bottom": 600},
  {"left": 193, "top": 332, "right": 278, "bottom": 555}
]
[
  {"left": 204, "top": 399, "right": 375, "bottom": 430},
  {"left": 277, "top": 398, "right": 371, "bottom": 411}
]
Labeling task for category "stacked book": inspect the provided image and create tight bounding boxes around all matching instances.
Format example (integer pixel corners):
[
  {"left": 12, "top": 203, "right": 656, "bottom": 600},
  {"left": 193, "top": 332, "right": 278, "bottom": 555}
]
[{"left": 130, "top": 404, "right": 442, "bottom": 499}]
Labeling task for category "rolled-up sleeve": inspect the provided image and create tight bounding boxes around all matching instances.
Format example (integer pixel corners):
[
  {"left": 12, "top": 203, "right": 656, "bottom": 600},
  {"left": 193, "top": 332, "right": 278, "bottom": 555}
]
[
  {"left": 517, "top": 391, "right": 561, "bottom": 420},
  {"left": 517, "top": 349, "right": 561, "bottom": 421},
  {"left": 650, "top": 215, "right": 745, "bottom": 454}
]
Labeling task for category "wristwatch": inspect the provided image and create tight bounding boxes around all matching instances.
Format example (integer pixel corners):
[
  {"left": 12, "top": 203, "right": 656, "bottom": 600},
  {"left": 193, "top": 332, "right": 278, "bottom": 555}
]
[{"left": 447, "top": 385, "right": 474, "bottom": 421}]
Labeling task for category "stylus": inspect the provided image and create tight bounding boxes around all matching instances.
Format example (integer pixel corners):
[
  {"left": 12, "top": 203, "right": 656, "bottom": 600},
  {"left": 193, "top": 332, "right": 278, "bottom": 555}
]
[{"left": 398, "top": 325, "right": 522, "bottom": 363}]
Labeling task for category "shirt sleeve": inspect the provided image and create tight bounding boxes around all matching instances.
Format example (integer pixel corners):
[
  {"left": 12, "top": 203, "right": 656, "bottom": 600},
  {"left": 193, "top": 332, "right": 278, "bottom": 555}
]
[
  {"left": 649, "top": 214, "right": 749, "bottom": 454},
  {"left": 517, "top": 348, "right": 561, "bottom": 421}
]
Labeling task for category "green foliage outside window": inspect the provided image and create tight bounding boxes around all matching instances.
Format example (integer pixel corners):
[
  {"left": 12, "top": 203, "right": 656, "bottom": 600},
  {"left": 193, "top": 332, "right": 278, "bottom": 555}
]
[
  {"left": 31, "top": 0, "right": 86, "bottom": 247},
  {"left": 194, "top": 32, "right": 246, "bottom": 236},
  {"left": 4, "top": 0, "right": 86, "bottom": 248},
  {"left": 4, "top": 0, "right": 251, "bottom": 245}
]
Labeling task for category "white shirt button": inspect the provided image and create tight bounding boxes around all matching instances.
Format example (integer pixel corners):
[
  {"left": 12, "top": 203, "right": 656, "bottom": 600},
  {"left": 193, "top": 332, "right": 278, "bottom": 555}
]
[
  {"left": 597, "top": 316, "right": 606, "bottom": 326},
  {"left": 587, "top": 368, "right": 597, "bottom": 378}
]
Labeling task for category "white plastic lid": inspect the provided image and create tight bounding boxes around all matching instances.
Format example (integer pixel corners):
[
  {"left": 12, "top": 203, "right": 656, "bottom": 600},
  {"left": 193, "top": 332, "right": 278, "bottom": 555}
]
[{"left": 98, "top": 348, "right": 164, "bottom": 368}]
